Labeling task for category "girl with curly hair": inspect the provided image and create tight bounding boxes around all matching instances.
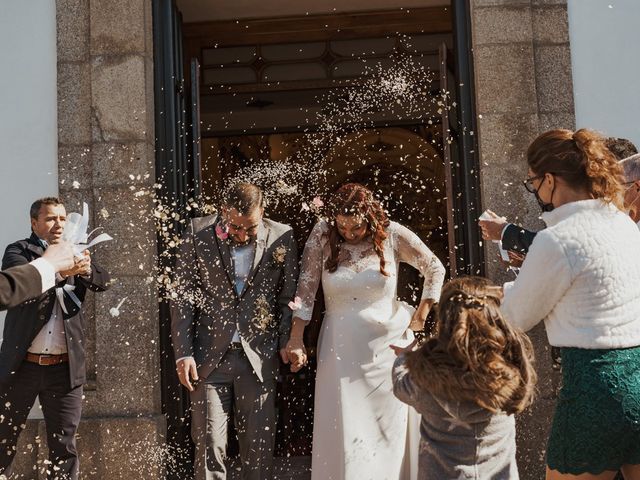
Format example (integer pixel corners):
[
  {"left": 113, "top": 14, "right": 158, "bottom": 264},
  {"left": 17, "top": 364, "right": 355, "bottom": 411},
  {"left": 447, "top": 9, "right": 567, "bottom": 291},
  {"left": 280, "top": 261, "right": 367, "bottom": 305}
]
[
  {"left": 502, "top": 129, "right": 640, "bottom": 479},
  {"left": 286, "top": 183, "right": 446, "bottom": 480},
  {"left": 393, "top": 276, "right": 537, "bottom": 479}
]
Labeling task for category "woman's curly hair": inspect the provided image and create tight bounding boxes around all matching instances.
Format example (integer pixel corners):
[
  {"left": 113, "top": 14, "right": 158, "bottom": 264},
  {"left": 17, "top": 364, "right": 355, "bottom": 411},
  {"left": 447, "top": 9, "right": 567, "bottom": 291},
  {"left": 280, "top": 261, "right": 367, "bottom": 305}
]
[
  {"left": 528, "top": 128, "right": 624, "bottom": 209},
  {"left": 325, "top": 183, "right": 391, "bottom": 275},
  {"left": 406, "top": 276, "right": 537, "bottom": 415}
]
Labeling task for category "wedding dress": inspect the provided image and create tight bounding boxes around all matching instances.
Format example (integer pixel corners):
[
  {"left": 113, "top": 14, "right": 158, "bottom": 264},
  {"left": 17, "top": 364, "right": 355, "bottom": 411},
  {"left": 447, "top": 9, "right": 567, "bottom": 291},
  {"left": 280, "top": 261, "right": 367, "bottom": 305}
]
[{"left": 295, "top": 220, "right": 446, "bottom": 480}]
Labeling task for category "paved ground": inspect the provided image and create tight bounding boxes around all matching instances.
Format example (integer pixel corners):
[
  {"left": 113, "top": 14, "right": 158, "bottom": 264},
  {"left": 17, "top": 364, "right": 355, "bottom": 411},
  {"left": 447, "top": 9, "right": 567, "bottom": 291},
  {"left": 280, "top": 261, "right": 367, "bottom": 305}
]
[{"left": 227, "top": 456, "right": 311, "bottom": 479}]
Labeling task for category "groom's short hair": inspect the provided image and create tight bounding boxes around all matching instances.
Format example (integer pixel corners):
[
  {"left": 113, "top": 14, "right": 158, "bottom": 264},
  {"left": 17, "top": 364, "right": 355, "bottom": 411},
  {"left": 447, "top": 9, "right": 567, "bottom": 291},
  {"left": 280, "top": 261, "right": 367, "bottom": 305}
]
[{"left": 223, "top": 183, "right": 264, "bottom": 214}]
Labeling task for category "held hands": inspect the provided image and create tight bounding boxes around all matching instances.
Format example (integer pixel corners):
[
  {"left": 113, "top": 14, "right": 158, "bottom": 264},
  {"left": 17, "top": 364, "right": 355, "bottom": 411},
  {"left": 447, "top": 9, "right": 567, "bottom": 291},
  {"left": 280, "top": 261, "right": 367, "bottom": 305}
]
[
  {"left": 283, "top": 336, "right": 307, "bottom": 373},
  {"left": 59, "top": 250, "right": 92, "bottom": 278},
  {"left": 478, "top": 210, "right": 507, "bottom": 241},
  {"left": 176, "top": 357, "right": 199, "bottom": 391}
]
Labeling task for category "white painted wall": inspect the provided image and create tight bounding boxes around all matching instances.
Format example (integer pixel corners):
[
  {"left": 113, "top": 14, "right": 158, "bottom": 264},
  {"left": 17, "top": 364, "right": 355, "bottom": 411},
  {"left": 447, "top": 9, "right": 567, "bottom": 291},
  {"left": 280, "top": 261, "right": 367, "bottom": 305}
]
[
  {"left": 0, "top": 0, "right": 58, "bottom": 260},
  {"left": 0, "top": 1, "right": 58, "bottom": 279},
  {"left": 0, "top": 1, "right": 58, "bottom": 419},
  {"left": 568, "top": 0, "right": 640, "bottom": 148}
]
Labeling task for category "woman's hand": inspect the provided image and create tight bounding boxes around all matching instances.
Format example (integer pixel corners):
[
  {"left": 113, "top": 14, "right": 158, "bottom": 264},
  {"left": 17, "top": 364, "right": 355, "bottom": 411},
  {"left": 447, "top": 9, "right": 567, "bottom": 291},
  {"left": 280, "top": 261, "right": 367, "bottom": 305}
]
[
  {"left": 408, "top": 311, "right": 424, "bottom": 332},
  {"left": 390, "top": 339, "right": 418, "bottom": 356},
  {"left": 409, "top": 299, "right": 434, "bottom": 332},
  {"left": 507, "top": 251, "right": 525, "bottom": 268},
  {"left": 479, "top": 210, "right": 507, "bottom": 241}
]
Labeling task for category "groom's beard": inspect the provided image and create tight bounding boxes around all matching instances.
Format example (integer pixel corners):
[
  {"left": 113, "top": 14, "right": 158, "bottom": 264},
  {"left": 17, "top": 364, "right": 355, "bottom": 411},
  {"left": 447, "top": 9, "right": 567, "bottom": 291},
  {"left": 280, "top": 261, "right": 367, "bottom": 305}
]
[{"left": 229, "top": 234, "right": 255, "bottom": 246}]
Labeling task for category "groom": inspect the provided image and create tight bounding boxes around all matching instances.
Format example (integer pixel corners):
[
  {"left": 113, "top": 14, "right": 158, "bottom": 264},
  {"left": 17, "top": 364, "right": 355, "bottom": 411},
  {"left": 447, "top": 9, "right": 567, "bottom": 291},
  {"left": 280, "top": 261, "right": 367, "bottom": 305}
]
[{"left": 171, "top": 183, "right": 298, "bottom": 480}]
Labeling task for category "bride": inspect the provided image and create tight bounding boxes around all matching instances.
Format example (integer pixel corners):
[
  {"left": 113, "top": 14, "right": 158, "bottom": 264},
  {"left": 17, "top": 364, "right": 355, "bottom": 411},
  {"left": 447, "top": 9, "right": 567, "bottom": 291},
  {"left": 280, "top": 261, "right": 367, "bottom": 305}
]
[{"left": 285, "top": 183, "right": 446, "bottom": 480}]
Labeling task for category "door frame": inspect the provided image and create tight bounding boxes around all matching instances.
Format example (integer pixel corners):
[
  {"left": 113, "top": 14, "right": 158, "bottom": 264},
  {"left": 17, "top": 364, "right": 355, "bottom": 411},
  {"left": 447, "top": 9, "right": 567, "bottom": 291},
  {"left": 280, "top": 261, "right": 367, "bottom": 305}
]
[{"left": 152, "top": 1, "right": 483, "bottom": 477}]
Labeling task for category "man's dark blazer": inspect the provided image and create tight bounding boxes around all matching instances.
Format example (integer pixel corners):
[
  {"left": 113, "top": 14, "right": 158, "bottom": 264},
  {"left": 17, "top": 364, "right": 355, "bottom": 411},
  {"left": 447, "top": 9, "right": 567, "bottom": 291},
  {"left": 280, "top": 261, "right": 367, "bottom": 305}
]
[
  {"left": 0, "top": 233, "right": 110, "bottom": 388},
  {"left": 0, "top": 264, "right": 43, "bottom": 311},
  {"left": 502, "top": 224, "right": 538, "bottom": 254}
]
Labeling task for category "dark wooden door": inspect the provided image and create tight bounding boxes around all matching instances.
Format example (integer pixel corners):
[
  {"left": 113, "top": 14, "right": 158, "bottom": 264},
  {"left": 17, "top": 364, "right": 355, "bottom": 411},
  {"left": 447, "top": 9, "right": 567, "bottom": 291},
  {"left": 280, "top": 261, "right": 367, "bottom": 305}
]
[{"left": 152, "top": 1, "right": 198, "bottom": 478}]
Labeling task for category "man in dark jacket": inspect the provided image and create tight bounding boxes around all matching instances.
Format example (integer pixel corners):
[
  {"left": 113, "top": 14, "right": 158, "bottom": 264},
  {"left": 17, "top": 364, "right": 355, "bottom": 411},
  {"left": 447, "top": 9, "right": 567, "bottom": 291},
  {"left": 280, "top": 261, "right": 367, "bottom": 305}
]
[{"left": 0, "top": 197, "right": 110, "bottom": 480}]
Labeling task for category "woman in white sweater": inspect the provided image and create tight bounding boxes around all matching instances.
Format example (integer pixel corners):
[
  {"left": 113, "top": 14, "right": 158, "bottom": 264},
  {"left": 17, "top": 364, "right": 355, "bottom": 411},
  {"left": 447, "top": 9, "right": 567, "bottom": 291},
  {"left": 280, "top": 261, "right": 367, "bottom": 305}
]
[{"left": 501, "top": 129, "right": 640, "bottom": 480}]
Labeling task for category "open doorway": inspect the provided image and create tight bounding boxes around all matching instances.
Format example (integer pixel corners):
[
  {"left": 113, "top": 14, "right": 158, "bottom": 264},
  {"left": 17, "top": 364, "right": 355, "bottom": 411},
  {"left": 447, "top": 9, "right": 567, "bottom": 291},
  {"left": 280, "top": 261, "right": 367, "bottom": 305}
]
[{"left": 153, "top": 1, "right": 482, "bottom": 477}]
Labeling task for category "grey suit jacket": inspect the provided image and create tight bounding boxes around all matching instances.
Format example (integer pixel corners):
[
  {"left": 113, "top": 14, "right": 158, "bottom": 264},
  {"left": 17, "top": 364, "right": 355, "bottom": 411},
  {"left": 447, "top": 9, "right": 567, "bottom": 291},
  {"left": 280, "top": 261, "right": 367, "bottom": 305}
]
[{"left": 171, "top": 214, "right": 298, "bottom": 382}]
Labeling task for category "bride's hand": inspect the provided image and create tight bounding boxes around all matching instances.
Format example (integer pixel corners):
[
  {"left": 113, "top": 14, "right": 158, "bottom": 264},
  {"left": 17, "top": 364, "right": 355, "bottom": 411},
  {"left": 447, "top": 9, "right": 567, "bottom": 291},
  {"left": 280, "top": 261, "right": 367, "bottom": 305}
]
[
  {"left": 390, "top": 339, "right": 418, "bottom": 356},
  {"left": 285, "top": 337, "right": 307, "bottom": 372},
  {"left": 408, "top": 311, "right": 424, "bottom": 332},
  {"left": 410, "top": 299, "right": 434, "bottom": 332}
]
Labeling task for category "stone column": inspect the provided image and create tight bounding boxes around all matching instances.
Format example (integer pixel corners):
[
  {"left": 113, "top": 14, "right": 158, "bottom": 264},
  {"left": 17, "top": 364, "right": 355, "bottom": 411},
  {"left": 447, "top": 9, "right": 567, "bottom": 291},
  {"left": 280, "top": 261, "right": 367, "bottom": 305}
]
[
  {"left": 11, "top": 1, "right": 164, "bottom": 478},
  {"left": 471, "top": 1, "right": 574, "bottom": 478}
]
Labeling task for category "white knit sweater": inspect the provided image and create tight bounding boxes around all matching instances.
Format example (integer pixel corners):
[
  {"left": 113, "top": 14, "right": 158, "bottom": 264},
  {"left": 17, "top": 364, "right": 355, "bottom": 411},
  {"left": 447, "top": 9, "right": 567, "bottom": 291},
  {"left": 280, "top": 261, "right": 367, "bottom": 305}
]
[{"left": 502, "top": 199, "right": 640, "bottom": 349}]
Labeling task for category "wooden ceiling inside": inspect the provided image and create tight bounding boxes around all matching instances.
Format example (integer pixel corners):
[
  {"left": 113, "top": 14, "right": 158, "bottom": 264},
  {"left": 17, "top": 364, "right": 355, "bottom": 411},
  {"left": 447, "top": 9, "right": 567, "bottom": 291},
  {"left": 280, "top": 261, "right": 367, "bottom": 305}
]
[{"left": 183, "top": 7, "right": 452, "bottom": 59}]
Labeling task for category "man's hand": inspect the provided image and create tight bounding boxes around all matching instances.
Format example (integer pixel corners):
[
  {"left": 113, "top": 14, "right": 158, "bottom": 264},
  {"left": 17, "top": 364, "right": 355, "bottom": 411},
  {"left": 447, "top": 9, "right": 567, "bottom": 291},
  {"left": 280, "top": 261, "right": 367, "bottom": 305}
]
[
  {"left": 59, "top": 250, "right": 92, "bottom": 278},
  {"left": 284, "top": 337, "right": 307, "bottom": 373},
  {"left": 42, "top": 241, "right": 75, "bottom": 272},
  {"left": 176, "top": 357, "right": 199, "bottom": 391},
  {"left": 479, "top": 210, "right": 508, "bottom": 241}
]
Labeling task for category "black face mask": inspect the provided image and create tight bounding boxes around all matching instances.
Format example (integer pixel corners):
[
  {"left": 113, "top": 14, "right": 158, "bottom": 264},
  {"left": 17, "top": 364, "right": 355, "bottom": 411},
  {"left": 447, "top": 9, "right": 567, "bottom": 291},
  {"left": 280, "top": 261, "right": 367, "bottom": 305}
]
[{"left": 533, "top": 181, "right": 555, "bottom": 213}]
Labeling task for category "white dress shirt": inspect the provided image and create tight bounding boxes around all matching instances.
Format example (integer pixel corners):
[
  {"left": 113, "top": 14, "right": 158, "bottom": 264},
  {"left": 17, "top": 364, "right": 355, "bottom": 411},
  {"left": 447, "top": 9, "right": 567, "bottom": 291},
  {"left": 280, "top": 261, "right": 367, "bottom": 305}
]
[
  {"left": 28, "top": 239, "right": 67, "bottom": 355},
  {"left": 230, "top": 242, "right": 256, "bottom": 343},
  {"left": 30, "top": 257, "right": 56, "bottom": 293}
]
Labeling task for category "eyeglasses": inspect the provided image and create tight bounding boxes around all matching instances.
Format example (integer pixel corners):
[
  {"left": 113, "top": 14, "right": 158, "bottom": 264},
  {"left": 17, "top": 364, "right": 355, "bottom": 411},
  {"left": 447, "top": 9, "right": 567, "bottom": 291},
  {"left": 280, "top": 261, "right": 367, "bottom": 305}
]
[{"left": 523, "top": 175, "right": 545, "bottom": 193}]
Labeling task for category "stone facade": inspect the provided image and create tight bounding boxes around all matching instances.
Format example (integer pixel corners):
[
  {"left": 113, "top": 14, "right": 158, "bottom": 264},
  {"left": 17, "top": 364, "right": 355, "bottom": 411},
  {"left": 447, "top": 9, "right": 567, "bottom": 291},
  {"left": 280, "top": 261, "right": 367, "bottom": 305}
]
[
  {"left": 12, "top": 0, "right": 164, "bottom": 478},
  {"left": 471, "top": 1, "right": 574, "bottom": 478},
  {"left": 11, "top": 1, "right": 575, "bottom": 478}
]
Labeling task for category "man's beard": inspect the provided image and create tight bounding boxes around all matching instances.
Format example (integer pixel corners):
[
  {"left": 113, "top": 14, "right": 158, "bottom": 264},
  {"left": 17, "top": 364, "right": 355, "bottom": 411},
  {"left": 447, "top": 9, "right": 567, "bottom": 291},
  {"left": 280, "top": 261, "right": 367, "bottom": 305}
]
[{"left": 230, "top": 235, "right": 254, "bottom": 246}]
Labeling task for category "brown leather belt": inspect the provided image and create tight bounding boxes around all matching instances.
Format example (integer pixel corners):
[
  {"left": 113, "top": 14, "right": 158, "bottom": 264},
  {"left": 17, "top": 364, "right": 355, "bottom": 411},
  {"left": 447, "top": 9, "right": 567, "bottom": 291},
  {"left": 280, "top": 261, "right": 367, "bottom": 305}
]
[{"left": 25, "top": 353, "right": 69, "bottom": 366}]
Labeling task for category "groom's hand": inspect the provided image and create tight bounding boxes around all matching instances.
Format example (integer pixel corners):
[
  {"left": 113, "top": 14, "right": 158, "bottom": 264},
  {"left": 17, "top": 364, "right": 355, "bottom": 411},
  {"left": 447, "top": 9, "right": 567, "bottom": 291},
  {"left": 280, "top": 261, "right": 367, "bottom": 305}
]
[
  {"left": 176, "top": 357, "right": 199, "bottom": 391},
  {"left": 285, "top": 337, "right": 307, "bottom": 373}
]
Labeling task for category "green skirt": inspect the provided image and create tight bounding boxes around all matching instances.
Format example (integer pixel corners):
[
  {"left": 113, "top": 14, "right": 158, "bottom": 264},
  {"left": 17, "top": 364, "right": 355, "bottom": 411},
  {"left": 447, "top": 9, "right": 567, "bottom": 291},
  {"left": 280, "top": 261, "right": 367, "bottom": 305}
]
[{"left": 547, "top": 345, "right": 640, "bottom": 474}]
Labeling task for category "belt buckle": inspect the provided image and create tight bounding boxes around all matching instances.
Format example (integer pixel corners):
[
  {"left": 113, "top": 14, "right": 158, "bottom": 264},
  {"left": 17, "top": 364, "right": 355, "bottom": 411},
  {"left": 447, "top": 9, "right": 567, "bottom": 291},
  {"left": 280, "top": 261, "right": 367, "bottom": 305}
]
[{"left": 38, "top": 355, "right": 50, "bottom": 366}]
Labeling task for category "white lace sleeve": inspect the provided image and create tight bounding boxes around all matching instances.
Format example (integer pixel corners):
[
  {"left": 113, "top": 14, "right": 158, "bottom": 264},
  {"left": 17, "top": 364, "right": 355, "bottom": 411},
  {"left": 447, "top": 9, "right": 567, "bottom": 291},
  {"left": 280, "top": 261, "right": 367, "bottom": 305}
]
[
  {"left": 294, "top": 221, "right": 328, "bottom": 323},
  {"left": 392, "top": 222, "right": 446, "bottom": 301}
]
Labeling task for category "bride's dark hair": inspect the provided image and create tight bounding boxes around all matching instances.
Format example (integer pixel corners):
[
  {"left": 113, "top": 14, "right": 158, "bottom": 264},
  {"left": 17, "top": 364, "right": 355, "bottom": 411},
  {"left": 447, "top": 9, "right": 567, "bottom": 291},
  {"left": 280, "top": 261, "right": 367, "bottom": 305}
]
[
  {"left": 406, "top": 276, "right": 537, "bottom": 414},
  {"left": 325, "top": 183, "right": 391, "bottom": 275}
]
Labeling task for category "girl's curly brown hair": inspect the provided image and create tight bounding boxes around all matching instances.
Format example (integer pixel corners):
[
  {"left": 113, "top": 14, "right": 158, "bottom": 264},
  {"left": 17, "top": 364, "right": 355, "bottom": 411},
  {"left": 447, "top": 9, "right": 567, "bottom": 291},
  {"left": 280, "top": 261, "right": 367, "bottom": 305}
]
[
  {"left": 528, "top": 128, "right": 624, "bottom": 209},
  {"left": 325, "top": 183, "right": 391, "bottom": 275},
  {"left": 406, "top": 276, "right": 537, "bottom": 415}
]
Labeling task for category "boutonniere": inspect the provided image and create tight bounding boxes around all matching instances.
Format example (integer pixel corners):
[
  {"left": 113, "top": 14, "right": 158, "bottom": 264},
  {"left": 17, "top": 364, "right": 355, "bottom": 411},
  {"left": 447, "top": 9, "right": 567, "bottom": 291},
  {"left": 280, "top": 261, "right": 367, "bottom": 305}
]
[
  {"left": 273, "top": 245, "right": 287, "bottom": 264},
  {"left": 215, "top": 223, "right": 228, "bottom": 241},
  {"left": 253, "top": 295, "right": 273, "bottom": 331}
]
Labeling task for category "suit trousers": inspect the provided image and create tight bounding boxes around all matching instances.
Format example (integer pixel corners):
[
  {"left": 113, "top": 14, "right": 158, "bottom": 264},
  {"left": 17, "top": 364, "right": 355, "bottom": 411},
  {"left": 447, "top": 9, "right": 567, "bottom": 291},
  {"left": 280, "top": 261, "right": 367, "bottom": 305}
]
[
  {"left": 0, "top": 362, "right": 82, "bottom": 480},
  {"left": 190, "top": 348, "right": 276, "bottom": 480}
]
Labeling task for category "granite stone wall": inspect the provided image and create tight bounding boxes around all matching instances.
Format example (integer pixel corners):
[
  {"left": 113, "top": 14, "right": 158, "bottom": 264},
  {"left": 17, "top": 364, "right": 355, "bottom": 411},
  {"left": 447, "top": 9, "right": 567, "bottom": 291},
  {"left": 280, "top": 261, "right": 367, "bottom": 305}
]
[
  {"left": 11, "top": 1, "right": 164, "bottom": 478},
  {"left": 471, "top": 1, "right": 574, "bottom": 478}
]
